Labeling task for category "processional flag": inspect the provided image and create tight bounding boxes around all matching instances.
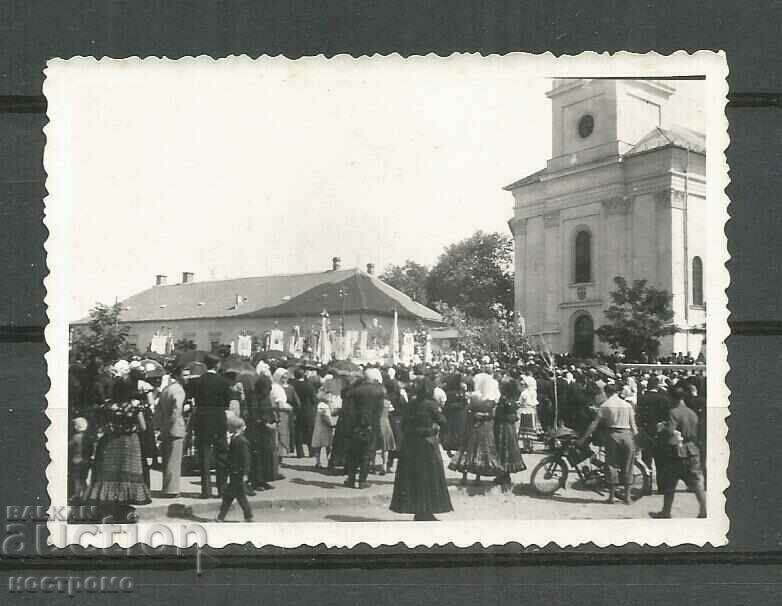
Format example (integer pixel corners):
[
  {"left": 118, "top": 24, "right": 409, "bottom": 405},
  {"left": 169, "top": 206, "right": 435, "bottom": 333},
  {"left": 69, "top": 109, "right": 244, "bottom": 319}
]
[
  {"left": 319, "top": 311, "right": 331, "bottom": 362},
  {"left": 391, "top": 308, "right": 400, "bottom": 365}
]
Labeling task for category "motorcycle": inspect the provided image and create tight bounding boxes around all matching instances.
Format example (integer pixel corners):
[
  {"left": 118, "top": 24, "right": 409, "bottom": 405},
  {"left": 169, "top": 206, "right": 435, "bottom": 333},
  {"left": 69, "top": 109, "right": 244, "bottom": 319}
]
[{"left": 530, "top": 428, "right": 652, "bottom": 500}]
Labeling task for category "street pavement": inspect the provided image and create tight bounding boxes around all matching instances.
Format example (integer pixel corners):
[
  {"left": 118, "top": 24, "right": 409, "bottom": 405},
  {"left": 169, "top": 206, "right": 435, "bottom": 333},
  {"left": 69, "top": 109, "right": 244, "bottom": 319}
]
[{"left": 137, "top": 447, "right": 705, "bottom": 523}]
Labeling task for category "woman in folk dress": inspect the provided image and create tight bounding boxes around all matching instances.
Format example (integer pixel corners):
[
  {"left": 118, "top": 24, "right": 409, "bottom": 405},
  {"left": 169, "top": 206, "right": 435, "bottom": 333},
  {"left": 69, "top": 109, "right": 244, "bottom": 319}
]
[{"left": 449, "top": 372, "right": 503, "bottom": 484}]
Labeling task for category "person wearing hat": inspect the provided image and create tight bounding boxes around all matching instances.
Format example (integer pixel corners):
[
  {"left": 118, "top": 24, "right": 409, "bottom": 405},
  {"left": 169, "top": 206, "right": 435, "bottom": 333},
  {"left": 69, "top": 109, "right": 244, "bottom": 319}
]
[
  {"left": 637, "top": 376, "right": 672, "bottom": 493},
  {"left": 577, "top": 383, "right": 638, "bottom": 505},
  {"left": 157, "top": 366, "right": 187, "bottom": 497},
  {"left": 191, "top": 354, "right": 232, "bottom": 498},
  {"left": 215, "top": 415, "right": 254, "bottom": 522},
  {"left": 343, "top": 368, "right": 385, "bottom": 489}
]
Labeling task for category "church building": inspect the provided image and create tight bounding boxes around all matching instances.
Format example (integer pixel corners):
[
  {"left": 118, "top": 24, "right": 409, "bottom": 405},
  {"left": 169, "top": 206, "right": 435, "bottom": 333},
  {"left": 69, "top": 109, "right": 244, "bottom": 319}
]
[{"left": 505, "top": 78, "right": 707, "bottom": 357}]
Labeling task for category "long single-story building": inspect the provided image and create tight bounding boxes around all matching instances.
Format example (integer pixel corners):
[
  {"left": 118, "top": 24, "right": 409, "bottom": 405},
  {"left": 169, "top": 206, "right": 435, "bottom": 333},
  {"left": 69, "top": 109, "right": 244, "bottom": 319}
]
[{"left": 71, "top": 258, "right": 443, "bottom": 360}]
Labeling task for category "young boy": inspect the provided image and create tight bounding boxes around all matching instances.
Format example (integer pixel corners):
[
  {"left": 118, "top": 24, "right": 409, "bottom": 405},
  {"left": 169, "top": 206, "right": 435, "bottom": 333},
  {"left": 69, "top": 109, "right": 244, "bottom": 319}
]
[{"left": 215, "top": 415, "right": 254, "bottom": 522}]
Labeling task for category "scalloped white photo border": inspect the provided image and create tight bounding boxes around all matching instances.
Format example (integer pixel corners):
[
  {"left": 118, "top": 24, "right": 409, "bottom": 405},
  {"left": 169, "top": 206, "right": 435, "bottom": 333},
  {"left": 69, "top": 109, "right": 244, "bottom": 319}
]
[{"left": 43, "top": 51, "right": 730, "bottom": 549}]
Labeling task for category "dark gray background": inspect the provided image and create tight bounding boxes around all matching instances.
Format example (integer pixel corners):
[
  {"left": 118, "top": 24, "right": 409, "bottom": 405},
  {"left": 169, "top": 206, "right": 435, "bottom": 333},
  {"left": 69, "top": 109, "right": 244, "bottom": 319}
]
[{"left": 1, "top": 1, "right": 781, "bottom": 603}]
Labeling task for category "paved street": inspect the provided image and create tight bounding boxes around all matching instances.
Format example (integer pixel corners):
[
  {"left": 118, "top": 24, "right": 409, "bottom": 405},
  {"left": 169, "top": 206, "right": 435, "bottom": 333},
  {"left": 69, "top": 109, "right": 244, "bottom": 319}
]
[{"left": 137, "top": 448, "right": 705, "bottom": 523}]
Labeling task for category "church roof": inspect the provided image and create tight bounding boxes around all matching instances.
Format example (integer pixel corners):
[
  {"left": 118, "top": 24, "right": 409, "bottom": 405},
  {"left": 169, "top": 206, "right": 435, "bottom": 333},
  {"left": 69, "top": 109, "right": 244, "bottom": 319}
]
[
  {"left": 72, "top": 268, "right": 442, "bottom": 325},
  {"left": 502, "top": 168, "right": 546, "bottom": 191},
  {"left": 626, "top": 126, "right": 706, "bottom": 157},
  {"left": 503, "top": 126, "right": 705, "bottom": 191}
]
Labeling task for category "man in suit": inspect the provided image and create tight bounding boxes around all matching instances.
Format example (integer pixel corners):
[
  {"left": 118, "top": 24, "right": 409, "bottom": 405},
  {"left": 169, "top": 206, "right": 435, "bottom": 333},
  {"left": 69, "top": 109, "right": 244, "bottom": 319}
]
[
  {"left": 344, "top": 368, "right": 386, "bottom": 489},
  {"left": 636, "top": 376, "right": 672, "bottom": 492},
  {"left": 192, "top": 354, "right": 232, "bottom": 498},
  {"left": 157, "top": 366, "right": 187, "bottom": 497},
  {"left": 292, "top": 367, "right": 317, "bottom": 457},
  {"left": 215, "top": 415, "right": 254, "bottom": 522}
]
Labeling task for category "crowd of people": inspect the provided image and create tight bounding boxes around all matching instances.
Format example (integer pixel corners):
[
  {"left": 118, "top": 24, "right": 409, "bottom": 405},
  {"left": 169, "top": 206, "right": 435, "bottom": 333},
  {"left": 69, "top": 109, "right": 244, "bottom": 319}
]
[{"left": 67, "top": 349, "right": 708, "bottom": 522}]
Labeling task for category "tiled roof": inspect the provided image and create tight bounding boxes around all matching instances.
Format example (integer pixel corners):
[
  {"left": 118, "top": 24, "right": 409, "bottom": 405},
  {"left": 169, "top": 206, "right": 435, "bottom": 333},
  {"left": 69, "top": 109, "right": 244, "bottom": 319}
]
[
  {"left": 626, "top": 126, "right": 706, "bottom": 156},
  {"left": 72, "top": 268, "right": 442, "bottom": 325},
  {"left": 239, "top": 271, "right": 443, "bottom": 323}
]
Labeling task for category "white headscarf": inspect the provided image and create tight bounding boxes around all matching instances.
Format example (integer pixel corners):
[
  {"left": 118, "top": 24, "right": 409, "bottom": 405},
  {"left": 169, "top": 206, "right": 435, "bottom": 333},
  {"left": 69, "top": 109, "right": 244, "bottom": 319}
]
[
  {"left": 364, "top": 368, "right": 383, "bottom": 384},
  {"left": 270, "top": 368, "right": 290, "bottom": 409},
  {"left": 473, "top": 372, "right": 500, "bottom": 402}
]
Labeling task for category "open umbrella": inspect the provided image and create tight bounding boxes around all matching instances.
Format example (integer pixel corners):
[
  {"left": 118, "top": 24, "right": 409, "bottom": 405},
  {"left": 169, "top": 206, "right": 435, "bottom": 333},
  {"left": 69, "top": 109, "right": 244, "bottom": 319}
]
[
  {"left": 251, "top": 350, "right": 286, "bottom": 365},
  {"left": 182, "top": 361, "right": 207, "bottom": 379},
  {"left": 175, "top": 350, "right": 210, "bottom": 365},
  {"left": 140, "top": 358, "right": 165, "bottom": 378},
  {"left": 331, "top": 359, "right": 361, "bottom": 374},
  {"left": 595, "top": 365, "right": 617, "bottom": 380},
  {"left": 220, "top": 354, "right": 256, "bottom": 375}
]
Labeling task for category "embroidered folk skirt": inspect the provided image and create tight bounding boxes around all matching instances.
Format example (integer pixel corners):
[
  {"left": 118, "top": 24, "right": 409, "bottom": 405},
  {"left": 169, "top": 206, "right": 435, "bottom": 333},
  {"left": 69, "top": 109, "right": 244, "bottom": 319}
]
[
  {"left": 84, "top": 433, "right": 151, "bottom": 506},
  {"left": 449, "top": 420, "right": 502, "bottom": 476},
  {"left": 493, "top": 421, "right": 527, "bottom": 473}
]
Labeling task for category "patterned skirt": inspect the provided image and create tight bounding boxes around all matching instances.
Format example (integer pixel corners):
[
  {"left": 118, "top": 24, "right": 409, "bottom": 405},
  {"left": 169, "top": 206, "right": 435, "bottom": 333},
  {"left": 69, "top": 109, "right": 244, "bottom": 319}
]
[
  {"left": 518, "top": 405, "right": 542, "bottom": 440},
  {"left": 449, "top": 421, "right": 502, "bottom": 476},
  {"left": 494, "top": 421, "right": 527, "bottom": 473},
  {"left": 84, "top": 433, "right": 151, "bottom": 506}
]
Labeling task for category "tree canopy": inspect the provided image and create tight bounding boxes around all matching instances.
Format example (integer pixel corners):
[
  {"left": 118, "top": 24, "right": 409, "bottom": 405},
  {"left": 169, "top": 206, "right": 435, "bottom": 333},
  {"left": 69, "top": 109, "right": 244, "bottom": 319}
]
[
  {"left": 379, "top": 259, "right": 430, "bottom": 304},
  {"left": 70, "top": 302, "right": 133, "bottom": 366},
  {"left": 425, "top": 230, "right": 514, "bottom": 319},
  {"left": 595, "top": 276, "right": 677, "bottom": 361}
]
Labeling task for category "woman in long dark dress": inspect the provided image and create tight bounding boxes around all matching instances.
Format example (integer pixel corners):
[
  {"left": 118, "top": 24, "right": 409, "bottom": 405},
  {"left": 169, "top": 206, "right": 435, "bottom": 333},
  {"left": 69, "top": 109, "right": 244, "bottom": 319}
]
[
  {"left": 84, "top": 367, "right": 152, "bottom": 522},
  {"left": 493, "top": 378, "right": 527, "bottom": 487},
  {"left": 249, "top": 371, "right": 278, "bottom": 490},
  {"left": 328, "top": 374, "right": 353, "bottom": 472},
  {"left": 390, "top": 378, "right": 453, "bottom": 521},
  {"left": 441, "top": 373, "right": 467, "bottom": 456}
]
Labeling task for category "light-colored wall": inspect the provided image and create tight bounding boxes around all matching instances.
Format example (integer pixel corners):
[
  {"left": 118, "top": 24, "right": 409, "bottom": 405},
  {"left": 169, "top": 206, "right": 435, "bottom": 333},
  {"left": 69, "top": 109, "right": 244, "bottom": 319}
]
[{"left": 109, "top": 313, "right": 428, "bottom": 354}]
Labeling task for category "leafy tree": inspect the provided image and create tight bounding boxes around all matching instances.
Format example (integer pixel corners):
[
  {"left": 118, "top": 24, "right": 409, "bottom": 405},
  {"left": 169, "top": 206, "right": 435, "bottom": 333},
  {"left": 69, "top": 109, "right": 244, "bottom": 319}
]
[
  {"left": 426, "top": 230, "right": 514, "bottom": 319},
  {"left": 436, "top": 302, "right": 529, "bottom": 363},
  {"left": 595, "top": 277, "right": 677, "bottom": 362},
  {"left": 70, "top": 302, "right": 133, "bottom": 366},
  {"left": 380, "top": 260, "right": 430, "bottom": 303}
]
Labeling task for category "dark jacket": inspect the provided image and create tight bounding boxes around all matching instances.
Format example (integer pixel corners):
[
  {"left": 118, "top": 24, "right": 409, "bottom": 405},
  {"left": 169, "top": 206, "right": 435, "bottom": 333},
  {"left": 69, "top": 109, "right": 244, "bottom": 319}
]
[
  {"left": 662, "top": 401, "right": 701, "bottom": 458},
  {"left": 293, "top": 379, "right": 317, "bottom": 415},
  {"left": 192, "top": 371, "right": 232, "bottom": 433},
  {"left": 227, "top": 432, "right": 252, "bottom": 480},
  {"left": 637, "top": 388, "right": 671, "bottom": 434},
  {"left": 348, "top": 381, "right": 386, "bottom": 440}
]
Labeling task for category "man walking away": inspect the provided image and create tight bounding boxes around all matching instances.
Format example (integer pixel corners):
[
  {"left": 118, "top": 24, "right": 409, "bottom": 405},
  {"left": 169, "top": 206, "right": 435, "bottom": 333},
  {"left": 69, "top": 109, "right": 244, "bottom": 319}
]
[{"left": 344, "top": 368, "right": 386, "bottom": 489}]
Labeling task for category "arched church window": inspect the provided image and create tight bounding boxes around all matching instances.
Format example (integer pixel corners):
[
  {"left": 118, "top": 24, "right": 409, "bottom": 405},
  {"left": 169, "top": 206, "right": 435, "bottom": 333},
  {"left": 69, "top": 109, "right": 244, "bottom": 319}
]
[
  {"left": 692, "top": 256, "right": 704, "bottom": 306},
  {"left": 574, "top": 230, "right": 592, "bottom": 283}
]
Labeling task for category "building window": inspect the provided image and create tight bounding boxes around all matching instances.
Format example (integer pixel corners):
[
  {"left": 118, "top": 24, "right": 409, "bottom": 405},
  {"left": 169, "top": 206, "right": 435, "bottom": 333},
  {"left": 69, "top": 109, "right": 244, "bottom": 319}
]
[
  {"left": 692, "top": 256, "right": 704, "bottom": 306},
  {"left": 208, "top": 332, "right": 222, "bottom": 353},
  {"left": 574, "top": 230, "right": 592, "bottom": 283}
]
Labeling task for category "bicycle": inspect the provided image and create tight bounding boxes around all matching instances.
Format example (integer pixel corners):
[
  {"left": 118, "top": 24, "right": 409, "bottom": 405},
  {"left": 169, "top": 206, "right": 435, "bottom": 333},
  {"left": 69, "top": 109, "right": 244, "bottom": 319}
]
[{"left": 530, "top": 429, "right": 652, "bottom": 500}]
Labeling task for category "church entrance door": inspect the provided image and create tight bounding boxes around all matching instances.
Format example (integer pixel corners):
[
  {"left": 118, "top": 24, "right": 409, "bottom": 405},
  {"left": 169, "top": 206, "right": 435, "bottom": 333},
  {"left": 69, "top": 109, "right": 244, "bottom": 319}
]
[{"left": 573, "top": 314, "right": 594, "bottom": 357}]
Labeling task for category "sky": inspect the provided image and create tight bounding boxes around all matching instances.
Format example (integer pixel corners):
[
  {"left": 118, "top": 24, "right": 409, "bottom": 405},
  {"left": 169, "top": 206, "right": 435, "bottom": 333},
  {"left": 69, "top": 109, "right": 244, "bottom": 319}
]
[{"left": 47, "top": 58, "right": 703, "bottom": 321}]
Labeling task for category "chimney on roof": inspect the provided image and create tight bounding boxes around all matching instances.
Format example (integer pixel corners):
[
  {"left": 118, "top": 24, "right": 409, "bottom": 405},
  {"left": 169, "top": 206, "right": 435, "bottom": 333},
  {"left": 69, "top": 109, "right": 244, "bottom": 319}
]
[
  {"left": 155, "top": 274, "right": 167, "bottom": 286},
  {"left": 366, "top": 263, "right": 375, "bottom": 275},
  {"left": 332, "top": 256, "right": 341, "bottom": 271},
  {"left": 182, "top": 271, "right": 194, "bottom": 284}
]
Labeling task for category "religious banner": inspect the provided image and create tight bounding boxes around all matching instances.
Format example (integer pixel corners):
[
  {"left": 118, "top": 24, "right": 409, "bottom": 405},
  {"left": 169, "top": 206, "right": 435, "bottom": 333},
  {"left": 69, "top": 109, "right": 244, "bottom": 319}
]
[
  {"left": 236, "top": 334, "right": 253, "bottom": 358},
  {"left": 401, "top": 332, "right": 415, "bottom": 364},
  {"left": 150, "top": 334, "right": 168, "bottom": 355},
  {"left": 269, "top": 329, "right": 285, "bottom": 351}
]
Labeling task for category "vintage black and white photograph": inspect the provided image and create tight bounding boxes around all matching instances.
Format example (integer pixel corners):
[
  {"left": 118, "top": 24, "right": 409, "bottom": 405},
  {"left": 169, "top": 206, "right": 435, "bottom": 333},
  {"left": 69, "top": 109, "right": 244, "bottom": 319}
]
[{"left": 43, "top": 52, "right": 730, "bottom": 548}]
